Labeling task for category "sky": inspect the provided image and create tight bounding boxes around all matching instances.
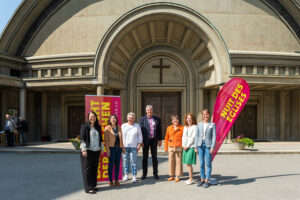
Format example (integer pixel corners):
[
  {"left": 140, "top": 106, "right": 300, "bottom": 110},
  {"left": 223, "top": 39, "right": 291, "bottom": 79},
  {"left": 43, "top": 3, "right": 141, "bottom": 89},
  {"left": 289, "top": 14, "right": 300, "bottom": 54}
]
[{"left": 0, "top": 0, "right": 23, "bottom": 36}]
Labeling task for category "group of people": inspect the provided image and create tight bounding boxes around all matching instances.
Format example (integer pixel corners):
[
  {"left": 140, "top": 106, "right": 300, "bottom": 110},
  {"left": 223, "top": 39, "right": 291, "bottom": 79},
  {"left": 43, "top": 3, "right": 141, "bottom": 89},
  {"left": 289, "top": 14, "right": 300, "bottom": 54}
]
[
  {"left": 164, "top": 110, "right": 216, "bottom": 188},
  {"left": 79, "top": 105, "right": 216, "bottom": 194},
  {"left": 3, "top": 113, "right": 28, "bottom": 146}
]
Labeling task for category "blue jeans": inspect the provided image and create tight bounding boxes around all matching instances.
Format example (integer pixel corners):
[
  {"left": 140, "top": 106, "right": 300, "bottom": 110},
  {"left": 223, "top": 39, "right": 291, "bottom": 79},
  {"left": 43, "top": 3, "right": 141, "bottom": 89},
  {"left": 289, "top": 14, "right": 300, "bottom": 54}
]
[
  {"left": 197, "top": 142, "right": 212, "bottom": 180},
  {"left": 123, "top": 147, "right": 138, "bottom": 176},
  {"left": 108, "top": 147, "right": 122, "bottom": 182}
]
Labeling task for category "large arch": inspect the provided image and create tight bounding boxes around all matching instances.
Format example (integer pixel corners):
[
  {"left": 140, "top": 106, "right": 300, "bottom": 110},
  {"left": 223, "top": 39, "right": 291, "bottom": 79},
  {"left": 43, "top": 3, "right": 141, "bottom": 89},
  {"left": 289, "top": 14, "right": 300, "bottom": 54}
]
[
  {"left": 94, "top": 2, "right": 231, "bottom": 86},
  {"left": 93, "top": 2, "right": 232, "bottom": 121}
]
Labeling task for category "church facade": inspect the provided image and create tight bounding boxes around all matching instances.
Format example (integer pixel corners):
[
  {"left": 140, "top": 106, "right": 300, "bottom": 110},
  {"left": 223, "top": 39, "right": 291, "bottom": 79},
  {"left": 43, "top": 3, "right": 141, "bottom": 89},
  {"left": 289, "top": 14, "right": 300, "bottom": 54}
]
[{"left": 0, "top": 0, "right": 300, "bottom": 141}]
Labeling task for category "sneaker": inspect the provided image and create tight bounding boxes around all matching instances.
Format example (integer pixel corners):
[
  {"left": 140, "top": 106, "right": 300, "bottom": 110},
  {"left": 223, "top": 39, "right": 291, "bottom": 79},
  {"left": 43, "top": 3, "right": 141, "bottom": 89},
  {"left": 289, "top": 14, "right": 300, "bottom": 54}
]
[
  {"left": 197, "top": 181, "right": 205, "bottom": 187},
  {"left": 123, "top": 174, "right": 128, "bottom": 181},
  {"left": 154, "top": 174, "right": 160, "bottom": 180},
  {"left": 141, "top": 175, "right": 147, "bottom": 180},
  {"left": 186, "top": 180, "right": 193, "bottom": 185},
  {"left": 203, "top": 182, "right": 210, "bottom": 188},
  {"left": 132, "top": 175, "right": 137, "bottom": 183}
]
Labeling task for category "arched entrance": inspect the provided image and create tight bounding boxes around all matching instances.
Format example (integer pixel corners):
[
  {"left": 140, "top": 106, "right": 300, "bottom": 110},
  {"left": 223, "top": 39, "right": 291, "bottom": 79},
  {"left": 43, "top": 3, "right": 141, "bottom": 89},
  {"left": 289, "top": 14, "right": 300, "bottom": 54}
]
[
  {"left": 94, "top": 3, "right": 231, "bottom": 125},
  {"left": 130, "top": 51, "right": 193, "bottom": 136}
]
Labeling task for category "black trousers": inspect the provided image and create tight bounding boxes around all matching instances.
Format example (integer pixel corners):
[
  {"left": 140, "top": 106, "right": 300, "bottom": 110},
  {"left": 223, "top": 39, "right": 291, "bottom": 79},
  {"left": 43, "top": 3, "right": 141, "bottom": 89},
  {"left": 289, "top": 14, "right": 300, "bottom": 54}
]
[
  {"left": 80, "top": 150, "right": 100, "bottom": 192},
  {"left": 142, "top": 139, "right": 158, "bottom": 176},
  {"left": 5, "top": 130, "right": 14, "bottom": 146}
]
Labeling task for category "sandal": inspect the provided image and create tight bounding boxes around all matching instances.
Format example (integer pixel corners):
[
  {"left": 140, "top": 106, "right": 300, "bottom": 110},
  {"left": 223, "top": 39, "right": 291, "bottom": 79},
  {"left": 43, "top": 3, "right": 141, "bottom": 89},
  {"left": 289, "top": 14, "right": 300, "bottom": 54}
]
[
  {"left": 109, "top": 181, "right": 115, "bottom": 187},
  {"left": 115, "top": 181, "right": 121, "bottom": 186}
]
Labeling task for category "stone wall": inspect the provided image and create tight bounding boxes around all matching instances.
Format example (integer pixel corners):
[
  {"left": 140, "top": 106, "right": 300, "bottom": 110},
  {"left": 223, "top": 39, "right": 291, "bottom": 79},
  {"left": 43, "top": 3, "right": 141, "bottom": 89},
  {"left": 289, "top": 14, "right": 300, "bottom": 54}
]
[{"left": 23, "top": 0, "right": 299, "bottom": 57}]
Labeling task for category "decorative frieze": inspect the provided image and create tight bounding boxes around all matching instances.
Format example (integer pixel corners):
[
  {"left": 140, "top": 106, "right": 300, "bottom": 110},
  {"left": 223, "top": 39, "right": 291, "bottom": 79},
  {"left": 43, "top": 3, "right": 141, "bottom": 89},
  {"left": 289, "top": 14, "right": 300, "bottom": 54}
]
[
  {"left": 230, "top": 51, "right": 300, "bottom": 77},
  {"left": 232, "top": 65, "right": 300, "bottom": 76},
  {"left": 22, "top": 53, "right": 95, "bottom": 80}
]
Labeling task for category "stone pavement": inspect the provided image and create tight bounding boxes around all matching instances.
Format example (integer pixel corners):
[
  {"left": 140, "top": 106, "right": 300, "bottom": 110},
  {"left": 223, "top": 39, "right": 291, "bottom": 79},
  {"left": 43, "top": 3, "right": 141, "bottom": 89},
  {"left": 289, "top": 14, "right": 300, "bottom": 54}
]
[
  {"left": 0, "top": 153, "right": 300, "bottom": 200},
  {"left": 0, "top": 141, "right": 300, "bottom": 154}
]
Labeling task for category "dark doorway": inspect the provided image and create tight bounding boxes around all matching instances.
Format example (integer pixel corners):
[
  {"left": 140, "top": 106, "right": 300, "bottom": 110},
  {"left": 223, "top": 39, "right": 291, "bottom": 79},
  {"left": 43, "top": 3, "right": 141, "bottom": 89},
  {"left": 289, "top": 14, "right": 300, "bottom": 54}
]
[
  {"left": 68, "top": 106, "right": 85, "bottom": 139},
  {"left": 142, "top": 93, "right": 181, "bottom": 139},
  {"left": 233, "top": 105, "right": 257, "bottom": 139}
]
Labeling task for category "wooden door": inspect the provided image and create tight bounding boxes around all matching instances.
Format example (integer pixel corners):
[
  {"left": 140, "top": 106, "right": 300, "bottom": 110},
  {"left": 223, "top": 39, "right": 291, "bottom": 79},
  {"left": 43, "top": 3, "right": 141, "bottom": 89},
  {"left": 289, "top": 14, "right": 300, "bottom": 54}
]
[
  {"left": 142, "top": 93, "right": 181, "bottom": 139},
  {"left": 68, "top": 106, "right": 85, "bottom": 138},
  {"left": 233, "top": 105, "right": 257, "bottom": 139}
]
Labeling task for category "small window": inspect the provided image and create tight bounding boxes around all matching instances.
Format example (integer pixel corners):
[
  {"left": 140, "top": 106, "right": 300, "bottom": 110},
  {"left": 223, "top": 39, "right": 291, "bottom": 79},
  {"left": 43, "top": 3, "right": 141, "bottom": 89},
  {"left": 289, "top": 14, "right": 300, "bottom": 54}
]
[{"left": 10, "top": 69, "right": 21, "bottom": 77}]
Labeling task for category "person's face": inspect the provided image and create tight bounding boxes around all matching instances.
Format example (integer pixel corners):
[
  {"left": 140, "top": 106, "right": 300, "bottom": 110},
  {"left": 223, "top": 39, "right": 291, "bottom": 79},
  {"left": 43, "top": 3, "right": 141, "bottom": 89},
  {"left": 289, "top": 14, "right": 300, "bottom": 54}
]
[
  {"left": 187, "top": 115, "right": 192, "bottom": 125},
  {"left": 172, "top": 118, "right": 179, "bottom": 126},
  {"left": 89, "top": 113, "right": 96, "bottom": 124},
  {"left": 203, "top": 111, "right": 210, "bottom": 121},
  {"left": 110, "top": 116, "right": 117, "bottom": 125},
  {"left": 127, "top": 115, "right": 135, "bottom": 125},
  {"left": 5, "top": 114, "right": 10, "bottom": 120},
  {"left": 146, "top": 108, "right": 153, "bottom": 117}
]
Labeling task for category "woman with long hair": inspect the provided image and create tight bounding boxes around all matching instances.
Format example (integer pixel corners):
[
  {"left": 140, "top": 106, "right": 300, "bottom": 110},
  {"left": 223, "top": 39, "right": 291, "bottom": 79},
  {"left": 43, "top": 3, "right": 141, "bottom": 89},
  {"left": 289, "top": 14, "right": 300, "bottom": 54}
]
[
  {"left": 80, "top": 111, "right": 104, "bottom": 194},
  {"left": 104, "top": 114, "right": 125, "bottom": 187},
  {"left": 182, "top": 113, "right": 197, "bottom": 185}
]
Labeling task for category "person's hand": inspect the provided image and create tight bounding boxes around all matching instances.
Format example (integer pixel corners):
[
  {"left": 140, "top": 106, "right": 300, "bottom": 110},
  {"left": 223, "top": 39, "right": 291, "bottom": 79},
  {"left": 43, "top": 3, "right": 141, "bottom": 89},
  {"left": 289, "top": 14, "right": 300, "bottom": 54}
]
[
  {"left": 122, "top": 148, "right": 126, "bottom": 154},
  {"left": 158, "top": 140, "right": 162, "bottom": 147},
  {"left": 137, "top": 144, "right": 141, "bottom": 151},
  {"left": 183, "top": 147, "right": 188, "bottom": 151},
  {"left": 100, "top": 151, "right": 104, "bottom": 157},
  {"left": 194, "top": 148, "right": 198, "bottom": 153},
  {"left": 106, "top": 151, "right": 110, "bottom": 157},
  {"left": 82, "top": 151, "right": 87, "bottom": 157},
  {"left": 210, "top": 149, "right": 214, "bottom": 154}
]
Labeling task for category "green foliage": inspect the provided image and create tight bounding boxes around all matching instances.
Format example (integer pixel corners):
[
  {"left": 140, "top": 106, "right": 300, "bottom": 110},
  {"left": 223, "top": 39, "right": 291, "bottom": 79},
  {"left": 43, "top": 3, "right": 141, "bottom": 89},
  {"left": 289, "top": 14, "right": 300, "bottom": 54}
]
[
  {"left": 69, "top": 136, "right": 80, "bottom": 149},
  {"left": 232, "top": 136, "right": 254, "bottom": 148}
]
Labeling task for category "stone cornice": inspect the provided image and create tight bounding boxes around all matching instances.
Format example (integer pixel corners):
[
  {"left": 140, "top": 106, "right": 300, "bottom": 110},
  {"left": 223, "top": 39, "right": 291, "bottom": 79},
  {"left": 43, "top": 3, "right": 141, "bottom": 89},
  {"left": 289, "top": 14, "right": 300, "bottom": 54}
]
[
  {"left": 0, "top": 53, "right": 26, "bottom": 63},
  {"left": 25, "top": 52, "right": 95, "bottom": 62},
  {"left": 230, "top": 50, "right": 300, "bottom": 66}
]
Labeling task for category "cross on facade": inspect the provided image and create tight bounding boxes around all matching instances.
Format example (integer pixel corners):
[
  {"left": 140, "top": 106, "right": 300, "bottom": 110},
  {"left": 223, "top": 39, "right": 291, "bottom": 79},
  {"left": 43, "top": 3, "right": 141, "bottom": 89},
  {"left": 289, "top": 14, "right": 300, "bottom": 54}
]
[{"left": 152, "top": 58, "right": 170, "bottom": 84}]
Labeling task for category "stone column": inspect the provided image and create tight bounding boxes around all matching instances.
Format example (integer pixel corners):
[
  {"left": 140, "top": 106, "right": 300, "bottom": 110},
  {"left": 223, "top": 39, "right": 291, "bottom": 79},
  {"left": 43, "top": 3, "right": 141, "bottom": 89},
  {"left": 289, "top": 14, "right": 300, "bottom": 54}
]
[
  {"left": 120, "top": 89, "right": 127, "bottom": 123},
  {"left": 279, "top": 91, "right": 290, "bottom": 140},
  {"left": 97, "top": 85, "right": 104, "bottom": 95},
  {"left": 19, "top": 88, "right": 26, "bottom": 119},
  {"left": 209, "top": 89, "right": 218, "bottom": 118},
  {"left": 42, "top": 93, "right": 47, "bottom": 137},
  {"left": 197, "top": 88, "right": 204, "bottom": 122},
  {"left": 1, "top": 89, "right": 8, "bottom": 128}
]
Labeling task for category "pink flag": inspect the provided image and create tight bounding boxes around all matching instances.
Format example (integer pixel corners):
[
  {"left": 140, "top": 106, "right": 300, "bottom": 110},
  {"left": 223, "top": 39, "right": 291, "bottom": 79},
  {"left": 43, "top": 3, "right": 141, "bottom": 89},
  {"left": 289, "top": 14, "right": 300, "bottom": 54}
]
[{"left": 212, "top": 78, "right": 250, "bottom": 160}]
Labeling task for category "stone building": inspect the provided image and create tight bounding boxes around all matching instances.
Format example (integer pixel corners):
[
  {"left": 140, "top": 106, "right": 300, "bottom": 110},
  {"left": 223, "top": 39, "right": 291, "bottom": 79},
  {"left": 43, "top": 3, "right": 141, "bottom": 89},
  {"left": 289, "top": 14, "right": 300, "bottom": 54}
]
[{"left": 0, "top": 0, "right": 300, "bottom": 141}]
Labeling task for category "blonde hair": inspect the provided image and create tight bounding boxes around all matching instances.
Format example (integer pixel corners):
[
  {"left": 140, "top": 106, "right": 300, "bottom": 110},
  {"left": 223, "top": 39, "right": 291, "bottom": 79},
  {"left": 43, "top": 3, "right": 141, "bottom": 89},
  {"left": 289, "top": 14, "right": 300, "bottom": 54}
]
[{"left": 171, "top": 115, "right": 179, "bottom": 120}]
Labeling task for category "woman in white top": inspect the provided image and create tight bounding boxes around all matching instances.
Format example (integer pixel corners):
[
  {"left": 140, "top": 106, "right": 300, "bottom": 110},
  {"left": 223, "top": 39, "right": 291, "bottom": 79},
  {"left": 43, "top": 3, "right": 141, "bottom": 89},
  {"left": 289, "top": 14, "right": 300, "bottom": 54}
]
[
  {"left": 121, "top": 112, "right": 143, "bottom": 183},
  {"left": 182, "top": 113, "right": 197, "bottom": 185}
]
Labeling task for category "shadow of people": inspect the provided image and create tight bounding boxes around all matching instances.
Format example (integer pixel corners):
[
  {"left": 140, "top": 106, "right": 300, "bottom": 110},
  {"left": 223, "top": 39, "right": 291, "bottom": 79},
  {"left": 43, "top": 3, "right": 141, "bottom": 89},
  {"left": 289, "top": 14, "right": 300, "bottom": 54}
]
[{"left": 213, "top": 173, "right": 300, "bottom": 186}]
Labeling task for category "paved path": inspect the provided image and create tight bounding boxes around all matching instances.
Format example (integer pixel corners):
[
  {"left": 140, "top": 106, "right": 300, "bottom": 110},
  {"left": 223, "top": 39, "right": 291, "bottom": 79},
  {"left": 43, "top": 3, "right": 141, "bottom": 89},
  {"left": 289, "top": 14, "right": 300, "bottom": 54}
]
[
  {"left": 1, "top": 141, "right": 300, "bottom": 154},
  {"left": 0, "top": 153, "right": 299, "bottom": 200}
]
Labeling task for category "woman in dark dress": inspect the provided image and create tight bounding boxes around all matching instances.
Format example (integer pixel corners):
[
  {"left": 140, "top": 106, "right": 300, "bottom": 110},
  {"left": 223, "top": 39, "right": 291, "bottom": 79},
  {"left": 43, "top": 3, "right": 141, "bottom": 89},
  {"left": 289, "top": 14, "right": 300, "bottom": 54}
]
[{"left": 80, "top": 111, "right": 104, "bottom": 194}]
